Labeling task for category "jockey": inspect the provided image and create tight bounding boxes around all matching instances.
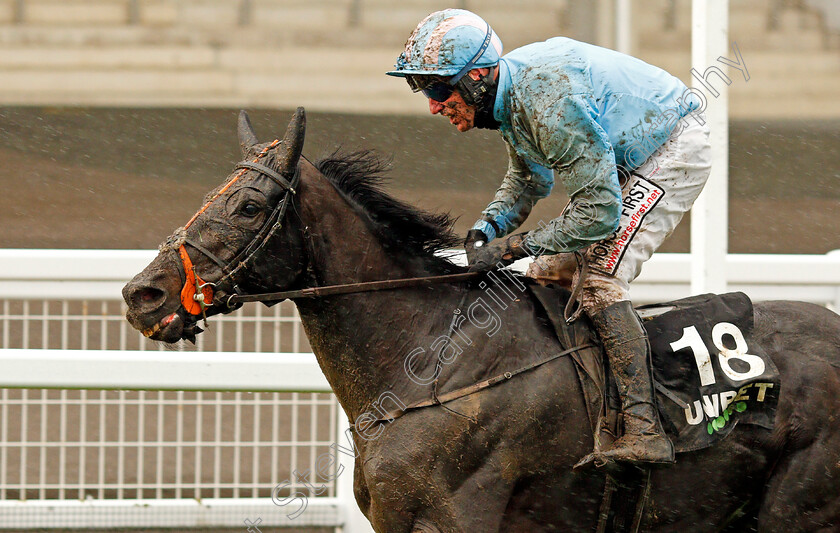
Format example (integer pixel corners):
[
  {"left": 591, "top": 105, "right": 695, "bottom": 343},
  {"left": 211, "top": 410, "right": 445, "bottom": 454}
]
[{"left": 387, "top": 9, "right": 712, "bottom": 467}]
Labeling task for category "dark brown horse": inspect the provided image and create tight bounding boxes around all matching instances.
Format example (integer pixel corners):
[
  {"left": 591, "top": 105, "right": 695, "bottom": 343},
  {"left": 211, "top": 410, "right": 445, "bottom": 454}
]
[{"left": 123, "top": 109, "right": 840, "bottom": 532}]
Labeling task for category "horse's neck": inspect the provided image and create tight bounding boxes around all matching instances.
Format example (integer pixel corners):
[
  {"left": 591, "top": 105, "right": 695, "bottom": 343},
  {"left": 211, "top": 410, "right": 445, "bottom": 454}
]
[
  {"left": 291, "top": 164, "right": 567, "bottom": 421},
  {"left": 292, "top": 164, "right": 459, "bottom": 417},
  {"left": 295, "top": 288, "right": 464, "bottom": 417},
  {"left": 296, "top": 277, "right": 565, "bottom": 422}
]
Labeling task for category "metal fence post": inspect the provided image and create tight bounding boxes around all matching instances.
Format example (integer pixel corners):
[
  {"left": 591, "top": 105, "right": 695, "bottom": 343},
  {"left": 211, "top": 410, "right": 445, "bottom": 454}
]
[
  {"left": 127, "top": 0, "right": 139, "bottom": 25},
  {"left": 615, "top": 0, "right": 633, "bottom": 54},
  {"left": 829, "top": 250, "right": 840, "bottom": 313},
  {"left": 690, "top": 0, "right": 729, "bottom": 295},
  {"left": 348, "top": 0, "right": 361, "bottom": 27},
  {"left": 238, "top": 0, "right": 253, "bottom": 27},
  {"left": 13, "top": 0, "right": 24, "bottom": 24}
]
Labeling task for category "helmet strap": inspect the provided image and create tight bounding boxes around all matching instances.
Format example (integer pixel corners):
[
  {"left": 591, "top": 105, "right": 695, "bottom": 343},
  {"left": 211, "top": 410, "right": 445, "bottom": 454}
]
[
  {"left": 449, "top": 22, "right": 493, "bottom": 86},
  {"left": 456, "top": 71, "right": 500, "bottom": 130}
]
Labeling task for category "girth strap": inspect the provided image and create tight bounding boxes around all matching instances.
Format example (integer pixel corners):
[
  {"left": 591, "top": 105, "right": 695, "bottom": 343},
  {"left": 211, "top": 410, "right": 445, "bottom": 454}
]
[
  {"left": 352, "top": 343, "right": 593, "bottom": 429},
  {"left": 236, "top": 161, "right": 296, "bottom": 193}
]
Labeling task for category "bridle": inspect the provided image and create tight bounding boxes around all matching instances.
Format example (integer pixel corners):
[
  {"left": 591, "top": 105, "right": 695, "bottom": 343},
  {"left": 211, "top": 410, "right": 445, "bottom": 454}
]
[
  {"left": 169, "top": 139, "right": 301, "bottom": 322},
  {"left": 170, "top": 140, "right": 480, "bottom": 325}
]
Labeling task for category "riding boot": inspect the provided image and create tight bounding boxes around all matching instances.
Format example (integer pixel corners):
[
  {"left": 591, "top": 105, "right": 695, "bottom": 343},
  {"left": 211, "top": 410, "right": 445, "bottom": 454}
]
[{"left": 578, "top": 300, "right": 675, "bottom": 467}]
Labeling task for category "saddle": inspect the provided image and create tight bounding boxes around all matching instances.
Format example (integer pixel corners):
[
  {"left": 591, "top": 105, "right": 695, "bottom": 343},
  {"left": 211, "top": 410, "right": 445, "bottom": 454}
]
[{"left": 527, "top": 285, "right": 781, "bottom": 454}]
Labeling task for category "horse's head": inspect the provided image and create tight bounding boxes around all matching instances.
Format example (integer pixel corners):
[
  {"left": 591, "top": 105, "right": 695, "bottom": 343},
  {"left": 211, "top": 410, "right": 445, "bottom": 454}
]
[{"left": 123, "top": 109, "right": 309, "bottom": 343}]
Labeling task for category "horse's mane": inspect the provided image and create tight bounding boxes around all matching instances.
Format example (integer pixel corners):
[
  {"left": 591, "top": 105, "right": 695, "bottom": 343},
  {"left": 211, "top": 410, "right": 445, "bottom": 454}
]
[{"left": 314, "top": 150, "right": 464, "bottom": 271}]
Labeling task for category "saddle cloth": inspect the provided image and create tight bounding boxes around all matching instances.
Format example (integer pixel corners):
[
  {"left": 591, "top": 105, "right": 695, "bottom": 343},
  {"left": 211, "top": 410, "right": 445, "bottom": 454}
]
[{"left": 528, "top": 286, "right": 781, "bottom": 453}]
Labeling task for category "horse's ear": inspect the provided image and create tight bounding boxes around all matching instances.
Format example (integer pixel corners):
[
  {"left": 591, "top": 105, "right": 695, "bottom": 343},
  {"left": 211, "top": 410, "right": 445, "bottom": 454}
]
[
  {"left": 238, "top": 110, "right": 259, "bottom": 156},
  {"left": 277, "top": 107, "right": 306, "bottom": 171}
]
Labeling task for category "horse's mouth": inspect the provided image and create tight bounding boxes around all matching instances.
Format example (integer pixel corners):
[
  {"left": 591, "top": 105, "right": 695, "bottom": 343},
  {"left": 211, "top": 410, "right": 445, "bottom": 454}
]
[
  {"left": 142, "top": 311, "right": 181, "bottom": 339},
  {"left": 135, "top": 310, "right": 186, "bottom": 344},
  {"left": 128, "top": 307, "right": 201, "bottom": 344}
]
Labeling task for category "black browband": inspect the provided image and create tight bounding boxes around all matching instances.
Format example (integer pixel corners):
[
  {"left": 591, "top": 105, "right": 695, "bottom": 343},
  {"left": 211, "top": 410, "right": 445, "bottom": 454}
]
[{"left": 235, "top": 161, "right": 296, "bottom": 193}]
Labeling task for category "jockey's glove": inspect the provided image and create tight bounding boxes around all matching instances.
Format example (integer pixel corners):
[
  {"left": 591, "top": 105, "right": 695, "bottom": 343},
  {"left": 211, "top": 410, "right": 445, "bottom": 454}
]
[
  {"left": 464, "top": 229, "right": 489, "bottom": 265},
  {"left": 467, "top": 233, "right": 531, "bottom": 272}
]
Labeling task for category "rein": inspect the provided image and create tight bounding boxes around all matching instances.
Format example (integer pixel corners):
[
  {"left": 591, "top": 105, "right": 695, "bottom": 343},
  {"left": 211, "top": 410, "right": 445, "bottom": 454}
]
[
  {"left": 225, "top": 272, "right": 481, "bottom": 305},
  {"left": 172, "top": 143, "right": 483, "bottom": 320}
]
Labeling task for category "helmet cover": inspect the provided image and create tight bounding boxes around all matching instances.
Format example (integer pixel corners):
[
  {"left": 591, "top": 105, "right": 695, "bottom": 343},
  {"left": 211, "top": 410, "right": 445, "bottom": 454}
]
[{"left": 387, "top": 9, "right": 503, "bottom": 79}]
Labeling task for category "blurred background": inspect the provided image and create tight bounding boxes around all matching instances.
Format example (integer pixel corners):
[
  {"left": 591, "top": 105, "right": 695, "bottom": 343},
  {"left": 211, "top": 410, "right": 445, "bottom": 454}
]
[{"left": 0, "top": 0, "right": 838, "bottom": 253}]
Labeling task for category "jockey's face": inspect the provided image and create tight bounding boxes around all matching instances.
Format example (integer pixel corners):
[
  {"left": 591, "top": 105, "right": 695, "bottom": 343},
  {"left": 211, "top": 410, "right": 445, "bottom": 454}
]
[{"left": 428, "top": 89, "right": 476, "bottom": 132}]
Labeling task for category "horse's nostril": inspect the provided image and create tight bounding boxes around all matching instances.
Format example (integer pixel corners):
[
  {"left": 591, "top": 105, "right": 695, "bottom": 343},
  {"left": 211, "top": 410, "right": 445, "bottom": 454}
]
[
  {"left": 140, "top": 289, "right": 158, "bottom": 302},
  {"left": 130, "top": 286, "right": 166, "bottom": 311}
]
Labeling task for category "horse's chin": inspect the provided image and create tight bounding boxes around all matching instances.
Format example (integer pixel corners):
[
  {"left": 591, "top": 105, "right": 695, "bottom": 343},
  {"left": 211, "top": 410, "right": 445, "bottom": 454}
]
[
  {"left": 129, "top": 308, "right": 200, "bottom": 344},
  {"left": 138, "top": 311, "right": 183, "bottom": 343}
]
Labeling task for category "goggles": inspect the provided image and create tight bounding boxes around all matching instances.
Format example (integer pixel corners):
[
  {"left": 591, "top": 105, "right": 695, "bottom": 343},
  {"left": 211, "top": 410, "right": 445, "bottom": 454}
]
[
  {"left": 407, "top": 75, "right": 457, "bottom": 103},
  {"left": 421, "top": 81, "right": 457, "bottom": 102}
]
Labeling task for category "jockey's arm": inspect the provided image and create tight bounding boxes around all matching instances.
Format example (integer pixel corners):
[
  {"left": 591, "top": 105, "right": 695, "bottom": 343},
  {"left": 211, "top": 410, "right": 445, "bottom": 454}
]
[
  {"left": 471, "top": 142, "right": 553, "bottom": 242},
  {"left": 520, "top": 95, "right": 622, "bottom": 255}
]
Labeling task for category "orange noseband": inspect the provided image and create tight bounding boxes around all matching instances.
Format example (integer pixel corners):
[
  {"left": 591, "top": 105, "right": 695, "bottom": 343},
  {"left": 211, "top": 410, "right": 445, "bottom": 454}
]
[{"left": 178, "top": 244, "right": 214, "bottom": 316}]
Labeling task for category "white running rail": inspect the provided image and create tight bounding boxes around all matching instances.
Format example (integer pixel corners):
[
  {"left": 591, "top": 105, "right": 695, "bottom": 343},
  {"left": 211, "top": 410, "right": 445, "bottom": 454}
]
[
  {"left": 0, "top": 248, "right": 838, "bottom": 531},
  {"left": 2, "top": 248, "right": 839, "bottom": 308},
  {"left": 0, "top": 349, "right": 373, "bottom": 532}
]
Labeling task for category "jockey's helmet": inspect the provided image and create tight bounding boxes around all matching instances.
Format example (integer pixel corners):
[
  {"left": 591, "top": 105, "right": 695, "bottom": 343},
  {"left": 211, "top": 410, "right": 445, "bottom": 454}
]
[{"left": 386, "top": 9, "right": 503, "bottom": 84}]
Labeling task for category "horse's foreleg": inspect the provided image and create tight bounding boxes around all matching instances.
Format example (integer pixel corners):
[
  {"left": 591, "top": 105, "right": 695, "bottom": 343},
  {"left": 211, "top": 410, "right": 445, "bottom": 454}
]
[
  {"left": 368, "top": 471, "right": 514, "bottom": 533},
  {"left": 414, "top": 469, "right": 515, "bottom": 533},
  {"left": 368, "top": 481, "right": 514, "bottom": 533}
]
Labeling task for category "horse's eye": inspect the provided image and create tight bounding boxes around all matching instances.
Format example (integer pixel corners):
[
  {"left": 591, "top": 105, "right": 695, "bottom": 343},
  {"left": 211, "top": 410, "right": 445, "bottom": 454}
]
[{"left": 240, "top": 202, "right": 261, "bottom": 217}]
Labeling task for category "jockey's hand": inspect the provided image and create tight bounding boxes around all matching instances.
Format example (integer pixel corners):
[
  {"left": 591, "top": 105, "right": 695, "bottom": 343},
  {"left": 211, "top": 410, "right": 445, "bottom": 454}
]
[
  {"left": 464, "top": 229, "right": 488, "bottom": 266},
  {"left": 467, "top": 233, "right": 531, "bottom": 272}
]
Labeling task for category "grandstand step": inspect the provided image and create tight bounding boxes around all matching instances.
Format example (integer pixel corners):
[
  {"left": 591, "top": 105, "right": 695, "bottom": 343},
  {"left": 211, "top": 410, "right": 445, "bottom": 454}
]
[
  {"left": 245, "top": 0, "right": 355, "bottom": 30},
  {"left": 0, "top": 86, "right": 418, "bottom": 116},
  {"left": 732, "top": 94, "right": 840, "bottom": 119},
  {"left": 756, "top": 29, "right": 825, "bottom": 51},
  {"left": 638, "top": 31, "right": 690, "bottom": 52},
  {"left": 0, "top": 0, "right": 834, "bottom": 121},
  {"left": 0, "top": 90, "right": 243, "bottom": 108},
  {"left": 10, "top": 0, "right": 133, "bottom": 25},
  {"left": 0, "top": 1, "right": 14, "bottom": 23},
  {"left": 0, "top": 25, "right": 198, "bottom": 46},
  {"left": 176, "top": 0, "right": 247, "bottom": 28},
  {"left": 773, "top": 7, "right": 824, "bottom": 32},
  {"left": 729, "top": 74, "right": 840, "bottom": 97},
  {"left": 0, "top": 45, "right": 217, "bottom": 69},
  {"left": 640, "top": 49, "right": 840, "bottom": 79},
  {"left": 216, "top": 46, "right": 395, "bottom": 75},
  {"left": 0, "top": 69, "right": 234, "bottom": 94},
  {"left": 635, "top": 5, "right": 773, "bottom": 34},
  {"left": 639, "top": 26, "right": 826, "bottom": 52},
  {"left": 748, "top": 51, "right": 840, "bottom": 75},
  {"left": 137, "top": 0, "right": 179, "bottom": 26}
]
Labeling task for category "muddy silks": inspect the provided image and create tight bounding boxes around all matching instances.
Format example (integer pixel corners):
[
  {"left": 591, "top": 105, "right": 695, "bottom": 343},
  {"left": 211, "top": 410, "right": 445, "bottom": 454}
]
[{"left": 176, "top": 140, "right": 281, "bottom": 316}]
